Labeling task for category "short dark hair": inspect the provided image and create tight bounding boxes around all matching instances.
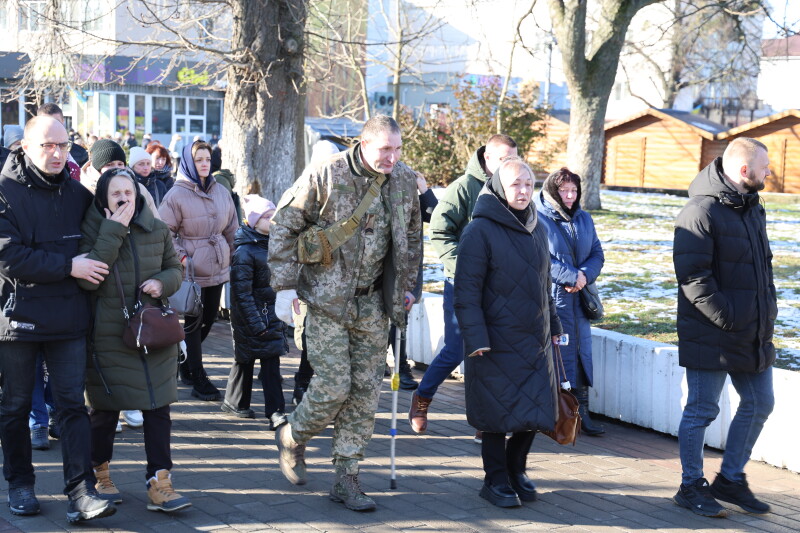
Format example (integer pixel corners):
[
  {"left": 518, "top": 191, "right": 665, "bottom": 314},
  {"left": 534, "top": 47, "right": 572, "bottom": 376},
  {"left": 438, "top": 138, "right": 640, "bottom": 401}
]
[
  {"left": 361, "top": 115, "right": 401, "bottom": 140},
  {"left": 486, "top": 134, "right": 517, "bottom": 149},
  {"left": 548, "top": 167, "right": 581, "bottom": 188},
  {"left": 37, "top": 103, "right": 64, "bottom": 117}
]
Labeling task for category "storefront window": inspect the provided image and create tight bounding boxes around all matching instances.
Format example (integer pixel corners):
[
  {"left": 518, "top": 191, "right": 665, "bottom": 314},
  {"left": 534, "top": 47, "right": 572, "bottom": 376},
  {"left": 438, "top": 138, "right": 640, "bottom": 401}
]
[
  {"left": 152, "top": 96, "right": 172, "bottom": 134},
  {"left": 98, "top": 93, "right": 112, "bottom": 136},
  {"left": 134, "top": 95, "right": 145, "bottom": 134},
  {"left": 206, "top": 100, "right": 221, "bottom": 135},
  {"left": 2, "top": 92, "right": 20, "bottom": 127},
  {"left": 115, "top": 94, "right": 129, "bottom": 133},
  {"left": 189, "top": 98, "right": 204, "bottom": 116},
  {"left": 176, "top": 98, "right": 186, "bottom": 115},
  {"left": 176, "top": 118, "right": 186, "bottom": 133},
  {"left": 190, "top": 119, "right": 204, "bottom": 134}
]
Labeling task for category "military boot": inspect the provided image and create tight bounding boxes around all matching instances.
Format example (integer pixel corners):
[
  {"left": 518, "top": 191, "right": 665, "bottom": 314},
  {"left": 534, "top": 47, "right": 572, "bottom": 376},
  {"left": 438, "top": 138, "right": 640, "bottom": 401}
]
[
  {"left": 275, "top": 422, "right": 306, "bottom": 485},
  {"left": 329, "top": 463, "right": 376, "bottom": 512}
]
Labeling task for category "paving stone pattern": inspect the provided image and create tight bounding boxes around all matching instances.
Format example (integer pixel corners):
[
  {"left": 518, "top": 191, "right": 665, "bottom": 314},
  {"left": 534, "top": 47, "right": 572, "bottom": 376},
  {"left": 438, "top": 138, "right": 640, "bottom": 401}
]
[{"left": 1, "top": 322, "right": 798, "bottom": 532}]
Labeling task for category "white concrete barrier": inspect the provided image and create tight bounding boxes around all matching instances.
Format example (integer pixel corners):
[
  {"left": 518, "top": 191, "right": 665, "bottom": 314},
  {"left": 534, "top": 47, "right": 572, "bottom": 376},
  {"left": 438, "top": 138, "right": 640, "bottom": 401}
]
[{"left": 408, "top": 293, "right": 800, "bottom": 473}]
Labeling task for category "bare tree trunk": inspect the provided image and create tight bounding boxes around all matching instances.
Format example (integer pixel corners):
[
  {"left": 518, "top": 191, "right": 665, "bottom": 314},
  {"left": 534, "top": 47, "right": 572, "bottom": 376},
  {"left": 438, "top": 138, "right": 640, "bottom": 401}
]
[
  {"left": 566, "top": 94, "right": 607, "bottom": 212},
  {"left": 225, "top": 0, "right": 306, "bottom": 202},
  {"left": 548, "top": 0, "right": 662, "bottom": 210}
]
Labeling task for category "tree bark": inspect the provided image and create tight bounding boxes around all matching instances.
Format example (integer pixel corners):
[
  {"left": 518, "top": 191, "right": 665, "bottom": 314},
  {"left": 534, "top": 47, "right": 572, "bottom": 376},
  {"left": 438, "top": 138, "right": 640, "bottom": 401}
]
[
  {"left": 548, "top": 0, "right": 663, "bottom": 210},
  {"left": 224, "top": 0, "right": 306, "bottom": 202}
]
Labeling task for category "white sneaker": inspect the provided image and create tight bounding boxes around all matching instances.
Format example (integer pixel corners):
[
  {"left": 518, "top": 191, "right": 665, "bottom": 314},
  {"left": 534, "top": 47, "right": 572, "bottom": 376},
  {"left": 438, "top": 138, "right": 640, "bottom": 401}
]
[
  {"left": 115, "top": 420, "right": 123, "bottom": 433},
  {"left": 122, "top": 410, "right": 144, "bottom": 428}
]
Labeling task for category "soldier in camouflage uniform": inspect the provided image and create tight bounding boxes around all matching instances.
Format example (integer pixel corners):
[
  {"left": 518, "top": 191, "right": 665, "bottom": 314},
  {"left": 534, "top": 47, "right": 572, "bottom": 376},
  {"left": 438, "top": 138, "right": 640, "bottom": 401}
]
[{"left": 269, "top": 115, "right": 422, "bottom": 511}]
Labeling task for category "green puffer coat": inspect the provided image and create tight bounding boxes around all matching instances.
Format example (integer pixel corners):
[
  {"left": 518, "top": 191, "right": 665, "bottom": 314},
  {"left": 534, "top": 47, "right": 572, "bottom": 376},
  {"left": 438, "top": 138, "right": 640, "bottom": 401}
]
[
  {"left": 428, "top": 146, "right": 490, "bottom": 279},
  {"left": 78, "top": 203, "right": 183, "bottom": 411}
]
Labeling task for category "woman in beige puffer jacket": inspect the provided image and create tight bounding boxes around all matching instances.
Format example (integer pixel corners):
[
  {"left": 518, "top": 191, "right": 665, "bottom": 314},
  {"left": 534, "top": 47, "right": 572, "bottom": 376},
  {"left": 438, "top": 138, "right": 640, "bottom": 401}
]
[{"left": 159, "top": 141, "right": 237, "bottom": 401}]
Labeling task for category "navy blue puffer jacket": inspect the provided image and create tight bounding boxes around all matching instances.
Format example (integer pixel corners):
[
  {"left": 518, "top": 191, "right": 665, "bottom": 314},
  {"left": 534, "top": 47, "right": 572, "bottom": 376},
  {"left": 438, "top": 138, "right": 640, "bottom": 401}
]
[
  {"left": 454, "top": 185, "right": 562, "bottom": 434},
  {"left": 534, "top": 190, "right": 604, "bottom": 386}
]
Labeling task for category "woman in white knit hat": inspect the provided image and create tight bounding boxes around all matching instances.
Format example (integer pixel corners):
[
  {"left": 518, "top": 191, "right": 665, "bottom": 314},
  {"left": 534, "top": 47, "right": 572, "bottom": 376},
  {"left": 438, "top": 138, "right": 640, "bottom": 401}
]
[{"left": 129, "top": 146, "right": 167, "bottom": 208}]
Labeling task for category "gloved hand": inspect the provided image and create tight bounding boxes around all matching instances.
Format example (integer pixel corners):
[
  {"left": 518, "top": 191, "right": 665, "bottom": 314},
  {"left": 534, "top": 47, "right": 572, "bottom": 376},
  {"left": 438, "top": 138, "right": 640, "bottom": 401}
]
[{"left": 275, "top": 289, "right": 298, "bottom": 325}]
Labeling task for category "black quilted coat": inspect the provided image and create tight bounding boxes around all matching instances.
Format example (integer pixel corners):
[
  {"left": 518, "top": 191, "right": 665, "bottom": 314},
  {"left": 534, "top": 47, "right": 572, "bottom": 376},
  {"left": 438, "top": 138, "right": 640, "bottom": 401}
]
[
  {"left": 673, "top": 158, "right": 777, "bottom": 373},
  {"left": 229, "top": 225, "right": 287, "bottom": 363},
  {"left": 454, "top": 185, "right": 562, "bottom": 434}
]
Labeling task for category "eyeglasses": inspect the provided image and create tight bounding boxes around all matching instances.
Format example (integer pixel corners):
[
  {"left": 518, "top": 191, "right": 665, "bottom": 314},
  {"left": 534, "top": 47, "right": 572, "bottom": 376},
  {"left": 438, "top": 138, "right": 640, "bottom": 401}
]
[{"left": 39, "top": 142, "right": 72, "bottom": 152}]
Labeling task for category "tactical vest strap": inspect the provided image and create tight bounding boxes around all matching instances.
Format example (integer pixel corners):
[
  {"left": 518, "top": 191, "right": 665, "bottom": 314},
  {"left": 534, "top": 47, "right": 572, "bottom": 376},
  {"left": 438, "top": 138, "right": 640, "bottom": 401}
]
[{"left": 324, "top": 173, "right": 387, "bottom": 250}]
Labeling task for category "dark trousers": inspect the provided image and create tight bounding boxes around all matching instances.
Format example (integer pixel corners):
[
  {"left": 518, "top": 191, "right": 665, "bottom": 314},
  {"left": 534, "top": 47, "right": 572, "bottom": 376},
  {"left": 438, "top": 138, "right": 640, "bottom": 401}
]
[
  {"left": 0, "top": 339, "right": 94, "bottom": 493},
  {"left": 90, "top": 406, "right": 173, "bottom": 480},
  {"left": 387, "top": 323, "right": 410, "bottom": 368},
  {"left": 184, "top": 283, "right": 224, "bottom": 374},
  {"left": 295, "top": 317, "right": 313, "bottom": 385},
  {"left": 224, "top": 357, "right": 285, "bottom": 417},
  {"left": 481, "top": 431, "right": 536, "bottom": 486}
]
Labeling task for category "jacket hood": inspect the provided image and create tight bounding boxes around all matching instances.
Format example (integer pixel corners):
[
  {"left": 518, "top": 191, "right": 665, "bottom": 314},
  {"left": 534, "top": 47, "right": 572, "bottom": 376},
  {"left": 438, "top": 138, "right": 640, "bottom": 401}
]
[
  {"left": 1, "top": 150, "right": 69, "bottom": 190},
  {"left": 473, "top": 183, "right": 537, "bottom": 233},
  {"left": 465, "top": 146, "right": 491, "bottom": 184},
  {"left": 213, "top": 168, "right": 236, "bottom": 188},
  {"left": 689, "top": 157, "right": 760, "bottom": 210},
  {"left": 234, "top": 224, "right": 269, "bottom": 248}
]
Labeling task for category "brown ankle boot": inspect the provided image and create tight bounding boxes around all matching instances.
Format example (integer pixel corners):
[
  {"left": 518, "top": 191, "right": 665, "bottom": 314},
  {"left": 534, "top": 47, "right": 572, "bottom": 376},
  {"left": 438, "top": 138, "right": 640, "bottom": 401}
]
[
  {"left": 408, "top": 391, "right": 432, "bottom": 434},
  {"left": 94, "top": 462, "right": 122, "bottom": 504}
]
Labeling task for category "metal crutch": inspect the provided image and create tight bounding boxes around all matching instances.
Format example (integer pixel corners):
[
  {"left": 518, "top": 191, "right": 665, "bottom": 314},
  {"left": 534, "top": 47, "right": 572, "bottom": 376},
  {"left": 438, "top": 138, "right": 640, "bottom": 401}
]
[{"left": 389, "top": 320, "right": 404, "bottom": 489}]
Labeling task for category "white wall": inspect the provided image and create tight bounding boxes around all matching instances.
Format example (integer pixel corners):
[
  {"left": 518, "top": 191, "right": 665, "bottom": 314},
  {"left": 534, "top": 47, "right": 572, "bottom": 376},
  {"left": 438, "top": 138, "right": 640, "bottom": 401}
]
[
  {"left": 758, "top": 56, "right": 800, "bottom": 113},
  {"left": 408, "top": 293, "right": 800, "bottom": 474}
]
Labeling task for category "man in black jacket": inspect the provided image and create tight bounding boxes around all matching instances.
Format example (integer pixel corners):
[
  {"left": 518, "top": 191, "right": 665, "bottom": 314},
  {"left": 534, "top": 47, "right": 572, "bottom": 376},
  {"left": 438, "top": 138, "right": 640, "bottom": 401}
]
[
  {"left": 672, "top": 137, "right": 777, "bottom": 518},
  {"left": 0, "top": 116, "right": 116, "bottom": 523}
]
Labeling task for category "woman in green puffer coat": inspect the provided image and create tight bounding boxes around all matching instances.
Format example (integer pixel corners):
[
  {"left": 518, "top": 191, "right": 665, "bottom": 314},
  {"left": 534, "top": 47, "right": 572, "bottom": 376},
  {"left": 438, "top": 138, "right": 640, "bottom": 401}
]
[{"left": 78, "top": 168, "right": 191, "bottom": 514}]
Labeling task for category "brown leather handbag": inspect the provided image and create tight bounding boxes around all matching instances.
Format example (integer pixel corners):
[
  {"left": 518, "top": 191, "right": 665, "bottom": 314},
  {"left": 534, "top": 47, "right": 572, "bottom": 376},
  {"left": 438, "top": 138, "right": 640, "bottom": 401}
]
[{"left": 542, "top": 345, "right": 581, "bottom": 446}]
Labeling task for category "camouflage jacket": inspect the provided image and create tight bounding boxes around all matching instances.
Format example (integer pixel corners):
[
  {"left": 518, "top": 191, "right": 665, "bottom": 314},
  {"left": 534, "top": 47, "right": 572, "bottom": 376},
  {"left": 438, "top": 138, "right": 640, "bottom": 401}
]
[{"left": 269, "top": 143, "right": 422, "bottom": 326}]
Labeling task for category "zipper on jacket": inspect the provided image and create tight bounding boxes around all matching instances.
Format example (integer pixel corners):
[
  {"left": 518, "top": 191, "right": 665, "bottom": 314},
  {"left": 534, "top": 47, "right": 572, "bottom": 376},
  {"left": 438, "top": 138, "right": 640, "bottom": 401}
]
[
  {"left": 93, "top": 352, "right": 113, "bottom": 396},
  {"left": 138, "top": 351, "right": 158, "bottom": 410}
]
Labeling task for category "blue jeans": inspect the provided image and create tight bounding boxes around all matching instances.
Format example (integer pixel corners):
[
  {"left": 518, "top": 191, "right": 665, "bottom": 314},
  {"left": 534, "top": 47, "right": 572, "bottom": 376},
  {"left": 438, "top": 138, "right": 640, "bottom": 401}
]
[
  {"left": 29, "top": 352, "right": 54, "bottom": 430},
  {"left": 0, "top": 339, "right": 95, "bottom": 493},
  {"left": 679, "top": 366, "right": 774, "bottom": 485},
  {"left": 418, "top": 278, "right": 464, "bottom": 399}
]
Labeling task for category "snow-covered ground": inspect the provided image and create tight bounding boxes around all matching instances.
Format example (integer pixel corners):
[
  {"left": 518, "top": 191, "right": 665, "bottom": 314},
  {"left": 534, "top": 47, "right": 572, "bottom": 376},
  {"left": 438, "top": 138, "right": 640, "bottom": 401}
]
[{"left": 422, "top": 189, "right": 800, "bottom": 370}]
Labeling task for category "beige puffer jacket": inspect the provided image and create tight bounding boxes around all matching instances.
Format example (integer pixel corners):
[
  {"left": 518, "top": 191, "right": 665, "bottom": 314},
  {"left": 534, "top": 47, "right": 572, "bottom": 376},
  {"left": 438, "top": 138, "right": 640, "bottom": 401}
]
[{"left": 158, "top": 174, "right": 238, "bottom": 287}]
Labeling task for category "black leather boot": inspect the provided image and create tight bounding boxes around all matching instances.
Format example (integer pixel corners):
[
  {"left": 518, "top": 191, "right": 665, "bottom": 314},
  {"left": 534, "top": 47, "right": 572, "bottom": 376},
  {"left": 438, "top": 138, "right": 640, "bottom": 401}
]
[
  {"left": 398, "top": 363, "right": 418, "bottom": 390},
  {"left": 575, "top": 386, "right": 605, "bottom": 436}
]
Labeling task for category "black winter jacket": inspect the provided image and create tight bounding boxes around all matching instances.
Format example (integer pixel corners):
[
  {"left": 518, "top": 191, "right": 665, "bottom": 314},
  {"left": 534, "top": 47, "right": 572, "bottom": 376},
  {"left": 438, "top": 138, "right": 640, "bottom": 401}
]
[
  {"left": 0, "top": 152, "right": 93, "bottom": 341},
  {"left": 673, "top": 158, "right": 777, "bottom": 373},
  {"left": 230, "top": 225, "right": 287, "bottom": 363},
  {"left": 454, "top": 186, "right": 562, "bottom": 434},
  {"left": 135, "top": 170, "right": 168, "bottom": 208}
]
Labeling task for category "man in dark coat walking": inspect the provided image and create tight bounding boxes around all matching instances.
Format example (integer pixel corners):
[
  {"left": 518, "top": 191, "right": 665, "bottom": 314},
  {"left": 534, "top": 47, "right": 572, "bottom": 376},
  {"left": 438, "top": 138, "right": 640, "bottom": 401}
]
[
  {"left": 672, "top": 137, "right": 777, "bottom": 518},
  {"left": 0, "top": 116, "right": 116, "bottom": 523}
]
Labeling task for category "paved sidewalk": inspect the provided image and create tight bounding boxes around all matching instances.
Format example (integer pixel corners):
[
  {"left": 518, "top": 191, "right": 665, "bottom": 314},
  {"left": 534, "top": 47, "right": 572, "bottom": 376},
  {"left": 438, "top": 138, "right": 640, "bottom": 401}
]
[{"left": 1, "top": 321, "right": 798, "bottom": 532}]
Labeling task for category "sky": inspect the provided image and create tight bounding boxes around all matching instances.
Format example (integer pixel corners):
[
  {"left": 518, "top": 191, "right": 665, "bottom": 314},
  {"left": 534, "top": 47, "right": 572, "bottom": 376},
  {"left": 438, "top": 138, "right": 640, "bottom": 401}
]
[{"left": 765, "top": 0, "right": 800, "bottom": 38}]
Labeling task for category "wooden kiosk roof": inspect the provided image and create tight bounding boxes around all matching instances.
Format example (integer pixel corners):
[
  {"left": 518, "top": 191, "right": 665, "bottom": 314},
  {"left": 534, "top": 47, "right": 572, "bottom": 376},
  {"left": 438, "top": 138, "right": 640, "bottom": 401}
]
[
  {"left": 604, "top": 108, "right": 726, "bottom": 140},
  {"left": 717, "top": 109, "right": 800, "bottom": 139}
]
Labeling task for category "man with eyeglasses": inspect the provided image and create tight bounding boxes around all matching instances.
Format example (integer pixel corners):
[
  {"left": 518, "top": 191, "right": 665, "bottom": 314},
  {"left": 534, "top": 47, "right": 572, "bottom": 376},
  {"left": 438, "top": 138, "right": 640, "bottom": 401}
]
[{"left": 0, "top": 116, "right": 117, "bottom": 523}]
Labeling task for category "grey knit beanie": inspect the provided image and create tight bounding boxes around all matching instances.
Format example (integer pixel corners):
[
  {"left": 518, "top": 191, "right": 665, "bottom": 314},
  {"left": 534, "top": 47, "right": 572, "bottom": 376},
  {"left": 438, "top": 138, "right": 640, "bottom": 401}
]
[{"left": 3, "top": 125, "right": 23, "bottom": 149}]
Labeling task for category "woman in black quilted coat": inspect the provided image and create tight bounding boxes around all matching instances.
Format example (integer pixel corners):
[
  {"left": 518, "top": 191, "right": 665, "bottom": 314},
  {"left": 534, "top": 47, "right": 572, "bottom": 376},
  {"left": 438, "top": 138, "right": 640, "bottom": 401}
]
[
  {"left": 221, "top": 195, "right": 288, "bottom": 429},
  {"left": 454, "top": 157, "right": 562, "bottom": 508}
]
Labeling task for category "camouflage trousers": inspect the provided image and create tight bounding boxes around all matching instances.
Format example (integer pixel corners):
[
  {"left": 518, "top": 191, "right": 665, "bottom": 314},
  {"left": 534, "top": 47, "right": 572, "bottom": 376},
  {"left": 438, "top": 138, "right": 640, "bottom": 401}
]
[{"left": 289, "top": 290, "right": 388, "bottom": 474}]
